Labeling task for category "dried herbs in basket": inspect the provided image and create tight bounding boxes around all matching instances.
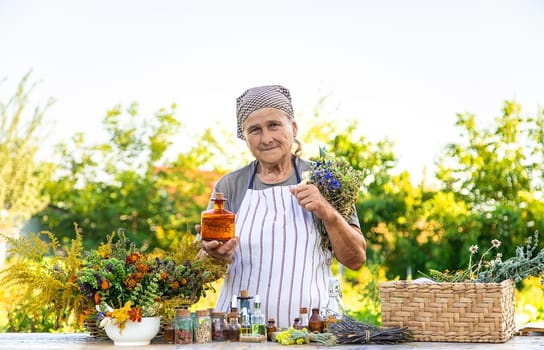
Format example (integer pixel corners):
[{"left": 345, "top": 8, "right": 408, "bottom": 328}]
[{"left": 420, "top": 232, "right": 544, "bottom": 283}]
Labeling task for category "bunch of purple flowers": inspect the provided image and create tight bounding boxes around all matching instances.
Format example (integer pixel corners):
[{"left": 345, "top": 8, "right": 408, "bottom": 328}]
[{"left": 303, "top": 148, "right": 365, "bottom": 252}]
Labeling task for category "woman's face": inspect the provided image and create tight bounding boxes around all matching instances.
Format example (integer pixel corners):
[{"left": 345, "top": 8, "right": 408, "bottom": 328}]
[{"left": 242, "top": 107, "right": 298, "bottom": 164}]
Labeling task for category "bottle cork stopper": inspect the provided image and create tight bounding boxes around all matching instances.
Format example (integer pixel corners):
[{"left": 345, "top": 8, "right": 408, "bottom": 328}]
[
  {"left": 196, "top": 309, "right": 209, "bottom": 317},
  {"left": 239, "top": 289, "right": 249, "bottom": 298},
  {"left": 215, "top": 192, "right": 225, "bottom": 200},
  {"left": 176, "top": 308, "right": 190, "bottom": 317}
]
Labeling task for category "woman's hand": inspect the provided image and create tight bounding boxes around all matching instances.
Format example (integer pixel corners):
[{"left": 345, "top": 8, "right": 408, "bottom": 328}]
[
  {"left": 201, "top": 238, "right": 239, "bottom": 262},
  {"left": 195, "top": 224, "right": 238, "bottom": 262},
  {"left": 289, "top": 184, "right": 366, "bottom": 270},
  {"left": 289, "top": 183, "right": 334, "bottom": 220}
]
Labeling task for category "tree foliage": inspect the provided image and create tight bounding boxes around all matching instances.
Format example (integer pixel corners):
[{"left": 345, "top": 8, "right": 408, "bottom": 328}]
[
  {"left": 434, "top": 101, "right": 544, "bottom": 264},
  {"left": 0, "top": 72, "right": 55, "bottom": 265},
  {"left": 35, "top": 102, "right": 227, "bottom": 248},
  {"left": 376, "top": 101, "right": 544, "bottom": 279}
]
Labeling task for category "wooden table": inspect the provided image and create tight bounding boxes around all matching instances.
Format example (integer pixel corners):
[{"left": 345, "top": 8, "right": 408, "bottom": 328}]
[{"left": 0, "top": 333, "right": 542, "bottom": 349}]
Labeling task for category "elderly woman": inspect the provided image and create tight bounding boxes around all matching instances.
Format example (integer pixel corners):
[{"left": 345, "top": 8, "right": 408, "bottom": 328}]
[{"left": 200, "top": 85, "right": 366, "bottom": 328}]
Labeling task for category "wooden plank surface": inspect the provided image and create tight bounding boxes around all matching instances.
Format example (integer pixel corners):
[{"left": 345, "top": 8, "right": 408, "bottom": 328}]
[{"left": 0, "top": 333, "right": 542, "bottom": 349}]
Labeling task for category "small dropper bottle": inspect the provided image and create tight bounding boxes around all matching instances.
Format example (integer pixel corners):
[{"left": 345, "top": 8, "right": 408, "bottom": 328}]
[
  {"left": 240, "top": 307, "right": 251, "bottom": 336},
  {"left": 251, "top": 294, "right": 266, "bottom": 336},
  {"left": 228, "top": 294, "right": 238, "bottom": 322}
]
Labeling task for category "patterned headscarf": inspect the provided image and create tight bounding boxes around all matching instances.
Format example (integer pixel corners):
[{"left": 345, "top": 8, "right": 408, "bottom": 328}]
[{"left": 236, "top": 85, "right": 294, "bottom": 140}]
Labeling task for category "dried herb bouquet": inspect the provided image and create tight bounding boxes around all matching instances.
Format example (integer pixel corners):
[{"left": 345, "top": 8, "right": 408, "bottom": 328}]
[
  {"left": 302, "top": 147, "right": 365, "bottom": 252},
  {"left": 0, "top": 227, "right": 226, "bottom": 331}
]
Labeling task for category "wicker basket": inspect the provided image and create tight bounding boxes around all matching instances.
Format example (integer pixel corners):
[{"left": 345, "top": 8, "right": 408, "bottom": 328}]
[
  {"left": 379, "top": 279, "right": 516, "bottom": 343},
  {"left": 84, "top": 320, "right": 109, "bottom": 339}
]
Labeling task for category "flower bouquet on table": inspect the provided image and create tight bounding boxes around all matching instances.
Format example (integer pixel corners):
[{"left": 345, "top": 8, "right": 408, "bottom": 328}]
[
  {"left": 0, "top": 226, "right": 226, "bottom": 334},
  {"left": 302, "top": 147, "right": 365, "bottom": 252},
  {"left": 76, "top": 229, "right": 226, "bottom": 332}
]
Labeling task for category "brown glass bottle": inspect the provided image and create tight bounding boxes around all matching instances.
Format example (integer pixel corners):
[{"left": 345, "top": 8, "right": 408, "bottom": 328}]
[
  {"left": 201, "top": 193, "right": 235, "bottom": 241},
  {"left": 266, "top": 318, "right": 277, "bottom": 341},
  {"left": 163, "top": 320, "right": 174, "bottom": 344},
  {"left": 308, "top": 308, "right": 324, "bottom": 333}
]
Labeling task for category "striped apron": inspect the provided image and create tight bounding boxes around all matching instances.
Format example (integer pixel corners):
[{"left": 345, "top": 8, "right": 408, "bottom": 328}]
[{"left": 215, "top": 161, "right": 333, "bottom": 328}]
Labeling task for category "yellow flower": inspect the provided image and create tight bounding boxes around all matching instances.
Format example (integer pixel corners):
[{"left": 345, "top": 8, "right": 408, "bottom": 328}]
[
  {"left": 110, "top": 301, "right": 133, "bottom": 329},
  {"left": 97, "top": 243, "right": 111, "bottom": 258}
]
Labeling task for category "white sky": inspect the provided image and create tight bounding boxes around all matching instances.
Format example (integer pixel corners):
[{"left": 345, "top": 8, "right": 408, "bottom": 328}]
[{"left": 1, "top": 0, "right": 543, "bottom": 184}]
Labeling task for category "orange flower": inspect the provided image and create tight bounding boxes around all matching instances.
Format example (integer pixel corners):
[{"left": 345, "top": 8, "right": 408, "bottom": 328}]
[
  {"left": 128, "top": 307, "right": 143, "bottom": 322},
  {"left": 135, "top": 262, "right": 149, "bottom": 273},
  {"left": 94, "top": 292, "right": 101, "bottom": 305},
  {"left": 159, "top": 271, "right": 168, "bottom": 280},
  {"left": 126, "top": 253, "right": 140, "bottom": 265},
  {"left": 77, "top": 308, "right": 93, "bottom": 325},
  {"left": 68, "top": 275, "right": 77, "bottom": 283},
  {"left": 171, "top": 280, "right": 179, "bottom": 289},
  {"left": 101, "top": 280, "right": 110, "bottom": 290},
  {"left": 180, "top": 278, "right": 187, "bottom": 285}
]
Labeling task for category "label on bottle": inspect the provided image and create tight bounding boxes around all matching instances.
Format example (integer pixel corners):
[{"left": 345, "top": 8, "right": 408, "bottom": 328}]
[{"left": 201, "top": 217, "right": 235, "bottom": 241}]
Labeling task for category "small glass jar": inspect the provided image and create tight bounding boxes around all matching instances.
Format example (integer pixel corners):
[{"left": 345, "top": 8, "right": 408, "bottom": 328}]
[
  {"left": 174, "top": 308, "right": 193, "bottom": 344},
  {"left": 194, "top": 309, "right": 212, "bottom": 343},
  {"left": 292, "top": 317, "right": 301, "bottom": 330},
  {"left": 299, "top": 307, "right": 309, "bottom": 329},
  {"left": 225, "top": 311, "right": 240, "bottom": 342},
  {"left": 211, "top": 311, "right": 227, "bottom": 341}
]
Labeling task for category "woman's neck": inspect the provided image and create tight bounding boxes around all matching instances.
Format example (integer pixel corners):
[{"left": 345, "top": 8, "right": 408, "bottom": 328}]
[{"left": 257, "top": 156, "right": 294, "bottom": 184}]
